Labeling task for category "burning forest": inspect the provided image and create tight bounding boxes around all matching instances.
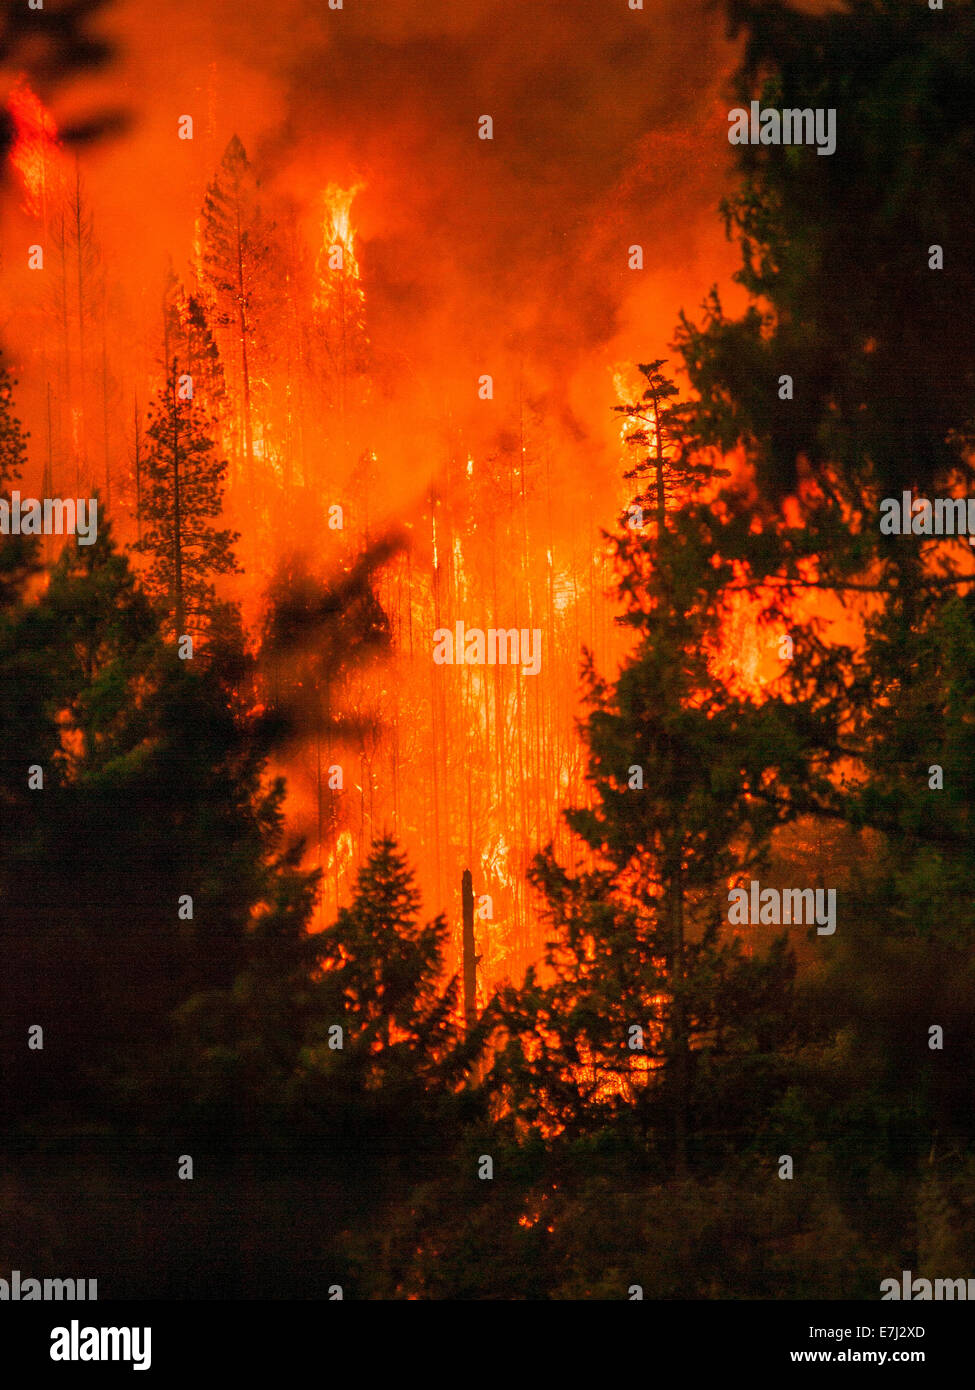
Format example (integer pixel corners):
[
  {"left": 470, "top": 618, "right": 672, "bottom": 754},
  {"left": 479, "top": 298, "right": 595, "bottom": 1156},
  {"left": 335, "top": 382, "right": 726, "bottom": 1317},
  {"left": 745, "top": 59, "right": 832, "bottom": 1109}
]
[{"left": 2, "top": 0, "right": 975, "bottom": 1338}]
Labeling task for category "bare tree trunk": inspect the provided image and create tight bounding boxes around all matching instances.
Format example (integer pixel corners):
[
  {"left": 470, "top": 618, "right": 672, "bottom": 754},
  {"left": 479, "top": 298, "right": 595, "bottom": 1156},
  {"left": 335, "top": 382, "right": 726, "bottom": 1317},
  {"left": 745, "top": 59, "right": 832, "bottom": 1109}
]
[
  {"left": 648, "top": 378, "right": 666, "bottom": 532},
  {"left": 462, "top": 868, "right": 477, "bottom": 1032},
  {"left": 54, "top": 209, "right": 72, "bottom": 486},
  {"left": 430, "top": 500, "right": 444, "bottom": 907},
  {"left": 233, "top": 200, "right": 255, "bottom": 499},
  {"left": 100, "top": 309, "right": 111, "bottom": 510},
  {"left": 170, "top": 368, "right": 185, "bottom": 636}
]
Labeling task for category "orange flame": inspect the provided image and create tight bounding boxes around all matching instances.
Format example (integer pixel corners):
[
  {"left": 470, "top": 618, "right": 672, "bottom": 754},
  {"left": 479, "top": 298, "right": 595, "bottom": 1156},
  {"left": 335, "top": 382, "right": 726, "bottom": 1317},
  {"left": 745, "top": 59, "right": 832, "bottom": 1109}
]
[
  {"left": 314, "top": 182, "right": 364, "bottom": 308},
  {"left": 6, "top": 77, "right": 61, "bottom": 218}
]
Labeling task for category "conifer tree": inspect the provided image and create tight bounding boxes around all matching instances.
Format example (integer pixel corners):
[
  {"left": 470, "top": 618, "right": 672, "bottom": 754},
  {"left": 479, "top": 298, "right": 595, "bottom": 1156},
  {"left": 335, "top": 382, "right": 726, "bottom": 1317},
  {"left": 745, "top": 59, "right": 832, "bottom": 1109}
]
[
  {"left": 137, "top": 360, "right": 240, "bottom": 639},
  {"left": 310, "top": 835, "right": 464, "bottom": 1089},
  {"left": 0, "top": 519, "right": 320, "bottom": 1124},
  {"left": 40, "top": 160, "right": 103, "bottom": 492},
  {"left": 174, "top": 834, "right": 479, "bottom": 1155},
  {"left": 162, "top": 264, "right": 227, "bottom": 423},
  {"left": 614, "top": 359, "right": 726, "bottom": 529},
  {"left": 676, "top": 0, "right": 975, "bottom": 501},
  {"left": 657, "top": 0, "right": 975, "bottom": 1264},
  {"left": 312, "top": 184, "right": 369, "bottom": 423},
  {"left": 198, "top": 135, "right": 275, "bottom": 494},
  {"left": 488, "top": 507, "right": 826, "bottom": 1172}
]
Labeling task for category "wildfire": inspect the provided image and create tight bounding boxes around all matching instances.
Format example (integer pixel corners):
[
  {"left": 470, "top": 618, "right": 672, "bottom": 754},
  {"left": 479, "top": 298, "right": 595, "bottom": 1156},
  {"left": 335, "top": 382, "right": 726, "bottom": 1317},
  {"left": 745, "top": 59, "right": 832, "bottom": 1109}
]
[
  {"left": 314, "top": 182, "right": 364, "bottom": 310},
  {"left": 6, "top": 77, "right": 61, "bottom": 218}
]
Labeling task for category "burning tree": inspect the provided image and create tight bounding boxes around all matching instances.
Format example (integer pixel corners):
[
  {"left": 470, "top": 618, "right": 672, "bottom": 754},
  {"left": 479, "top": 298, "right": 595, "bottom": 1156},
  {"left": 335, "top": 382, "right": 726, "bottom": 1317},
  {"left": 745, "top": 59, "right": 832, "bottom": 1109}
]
[
  {"left": 614, "top": 359, "right": 726, "bottom": 530},
  {"left": 313, "top": 182, "right": 368, "bottom": 419},
  {"left": 137, "top": 361, "right": 240, "bottom": 640},
  {"left": 162, "top": 264, "right": 227, "bottom": 425},
  {"left": 198, "top": 135, "right": 276, "bottom": 497}
]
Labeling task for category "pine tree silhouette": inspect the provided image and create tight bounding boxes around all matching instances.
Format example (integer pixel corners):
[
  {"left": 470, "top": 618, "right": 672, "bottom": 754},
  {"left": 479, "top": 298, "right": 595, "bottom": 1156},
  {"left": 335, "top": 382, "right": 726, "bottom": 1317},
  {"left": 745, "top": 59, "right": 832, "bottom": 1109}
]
[
  {"left": 315, "top": 835, "right": 461, "bottom": 1080},
  {"left": 136, "top": 360, "right": 240, "bottom": 639},
  {"left": 614, "top": 359, "right": 725, "bottom": 530}
]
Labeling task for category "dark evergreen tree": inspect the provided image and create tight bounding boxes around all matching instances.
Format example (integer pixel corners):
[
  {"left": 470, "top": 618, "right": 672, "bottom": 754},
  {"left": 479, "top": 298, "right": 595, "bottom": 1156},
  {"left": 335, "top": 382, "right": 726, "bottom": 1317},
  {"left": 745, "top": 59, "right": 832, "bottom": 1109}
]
[
  {"left": 306, "top": 836, "right": 471, "bottom": 1097},
  {"left": 677, "top": 0, "right": 975, "bottom": 503},
  {"left": 614, "top": 359, "right": 726, "bottom": 529},
  {"left": 0, "top": 520, "right": 318, "bottom": 1124},
  {"left": 136, "top": 360, "right": 240, "bottom": 639},
  {"left": 656, "top": 0, "right": 975, "bottom": 1286},
  {"left": 487, "top": 506, "right": 830, "bottom": 1173},
  {"left": 172, "top": 833, "right": 482, "bottom": 1232}
]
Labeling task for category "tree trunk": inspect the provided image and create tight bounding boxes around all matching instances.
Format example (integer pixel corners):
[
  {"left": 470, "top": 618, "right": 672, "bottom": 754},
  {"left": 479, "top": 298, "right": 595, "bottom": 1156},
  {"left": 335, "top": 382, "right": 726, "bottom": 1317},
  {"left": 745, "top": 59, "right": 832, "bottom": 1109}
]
[
  {"left": 170, "top": 369, "right": 185, "bottom": 636},
  {"left": 462, "top": 868, "right": 476, "bottom": 1032},
  {"left": 100, "top": 311, "right": 111, "bottom": 510},
  {"left": 650, "top": 381, "right": 666, "bottom": 532}
]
